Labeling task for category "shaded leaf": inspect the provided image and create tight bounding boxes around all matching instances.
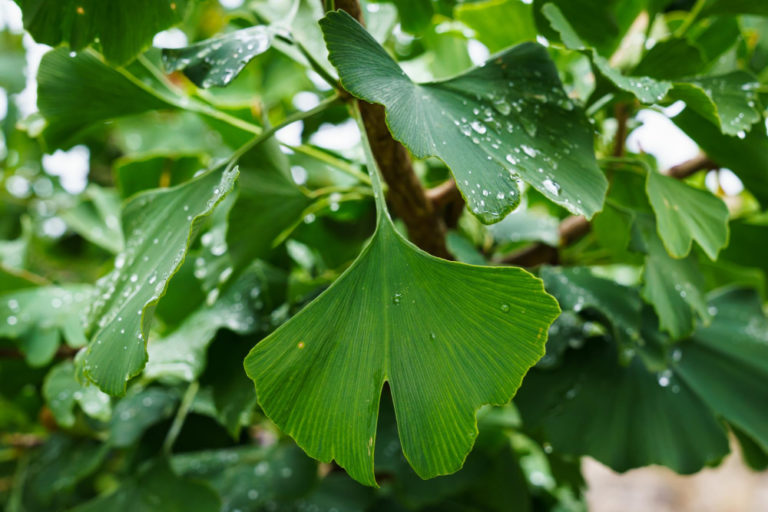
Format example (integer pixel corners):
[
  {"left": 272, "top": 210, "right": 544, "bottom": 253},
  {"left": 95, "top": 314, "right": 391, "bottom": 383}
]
[
  {"left": 646, "top": 171, "right": 729, "bottom": 260},
  {"left": 321, "top": 10, "right": 606, "bottom": 223},
  {"left": 82, "top": 167, "right": 238, "bottom": 396},
  {"left": 109, "top": 387, "right": 178, "bottom": 447},
  {"left": 60, "top": 185, "right": 124, "bottom": 254},
  {"left": 115, "top": 153, "right": 206, "bottom": 199},
  {"left": 37, "top": 49, "right": 172, "bottom": 149},
  {"left": 70, "top": 458, "right": 220, "bottom": 512},
  {"left": 16, "top": 0, "right": 187, "bottom": 65},
  {"left": 675, "top": 288, "right": 768, "bottom": 452}
]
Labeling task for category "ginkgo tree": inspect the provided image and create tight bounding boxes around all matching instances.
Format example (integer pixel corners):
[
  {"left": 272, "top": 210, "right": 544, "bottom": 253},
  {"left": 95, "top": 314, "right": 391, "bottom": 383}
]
[{"left": 1, "top": 0, "right": 768, "bottom": 510}]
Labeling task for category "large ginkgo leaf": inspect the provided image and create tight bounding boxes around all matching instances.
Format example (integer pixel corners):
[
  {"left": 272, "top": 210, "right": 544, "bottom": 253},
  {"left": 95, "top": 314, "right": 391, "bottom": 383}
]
[
  {"left": 244, "top": 114, "right": 560, "bottom": 486},
  {"left": 319, "top": 10, "right": 606, "bottom": 223},
  {"left": 82, "top": 167, "right": 238, "bottom": 395}
]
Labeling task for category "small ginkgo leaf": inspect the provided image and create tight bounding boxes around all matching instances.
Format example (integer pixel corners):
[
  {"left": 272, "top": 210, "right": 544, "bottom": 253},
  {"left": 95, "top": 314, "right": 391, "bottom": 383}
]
[
  {"left": 646, "top": 171, "right": 729, "bottom": 260},
  {"left": 244, "top": 111, "right": 560, "bottom": 486},
  {"left": 162, "top": 27, "right": 278, "bottom": 88},
  {"left": 82, "top": 167, "right": 238, "bottom": 396},
  {"left": 319, "top": 10, "right": 606, "bottom": 223}
]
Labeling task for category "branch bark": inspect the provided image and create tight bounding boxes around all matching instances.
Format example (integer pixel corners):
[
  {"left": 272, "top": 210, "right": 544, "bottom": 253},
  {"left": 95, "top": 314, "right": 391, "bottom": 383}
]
[
  {"left": 334, "top": 0, "right": 452, "bottom": 258},
  {"left": 499, "top": 153, "right": 718, "bottom": 266}
]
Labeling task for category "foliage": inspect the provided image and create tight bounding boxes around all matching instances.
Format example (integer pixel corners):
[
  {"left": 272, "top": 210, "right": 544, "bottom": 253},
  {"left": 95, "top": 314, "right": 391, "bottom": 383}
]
[{"left": 1, "top": 0, "right": 767, "bottom": 510}]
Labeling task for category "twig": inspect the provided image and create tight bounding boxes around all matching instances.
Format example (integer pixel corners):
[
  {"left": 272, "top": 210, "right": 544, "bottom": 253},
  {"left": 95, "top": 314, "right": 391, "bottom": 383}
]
[
  {"left": 162, "top": 381, "right": 199, "bottom": 455},
  {"left": 335, "top": 0, "right": 452, "bottom": 259}
]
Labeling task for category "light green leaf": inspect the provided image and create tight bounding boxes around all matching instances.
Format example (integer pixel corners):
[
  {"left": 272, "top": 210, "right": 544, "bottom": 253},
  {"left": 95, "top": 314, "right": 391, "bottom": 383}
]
[
  {"left": 162, "top": 26, "right": 277, "bottom": 88},
  {"left": 145, "top": 265, "right": 266, "bottom": 382},
  {"left": 37, "top": 49, "right": 172, "bottom": 149},
  {"left": 82, "top": 167, "right": 238, "bottom": 396},
  {"left": 61, "top": 185, "right": 124, "bottom": 254},
  {"left": 16, "top": 0, "right": 188, "bottom": 65},
  {"left": 0, "top": 284, "right": 93, "bottom": 366},
  {"left": 516, "top": 335, "right": 730, "bottom": 473},
  {"left": 109, "top": 387, "right": 178, "bottom": 447},
  {"left": 43, "top": 361, "right": 111, "bottom": 428},
  {"left": 320, "top": 10, "right": 606, "bottom": 223},
  {"left": 70, "top": 458, "right": 220, "bottom": 512},
  {"left": 115, "top": 153, "right": 206, "bottom": 199},
  {"left": 675, "top": 288, "right": 768, "bottom": 452},
  {"left": 455, "top": 0, "right": 537, "bottom": 52},
  {"left": 646, "top": 171, "right": 729, "bottom": 260}
]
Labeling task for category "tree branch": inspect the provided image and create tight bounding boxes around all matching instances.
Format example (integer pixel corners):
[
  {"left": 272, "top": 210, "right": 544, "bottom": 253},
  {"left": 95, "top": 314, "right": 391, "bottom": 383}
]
[
  {"left": 334, "top": 0, "right": 452, "bottom": 259},
  {"left": 500, "top": 153, "right": 718, "bottom": 266}
]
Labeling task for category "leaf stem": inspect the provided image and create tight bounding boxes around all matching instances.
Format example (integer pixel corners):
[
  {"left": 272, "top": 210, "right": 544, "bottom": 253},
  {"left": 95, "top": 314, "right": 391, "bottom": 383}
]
[
  {"left": 224, "top": 94, "right": 343, "bottom": 171},
  {"left": 163, "top": 381, "right": 199, "bottom": 455},
  {"left": 674, "top": 0, "right": 706, "bottom": 38}
]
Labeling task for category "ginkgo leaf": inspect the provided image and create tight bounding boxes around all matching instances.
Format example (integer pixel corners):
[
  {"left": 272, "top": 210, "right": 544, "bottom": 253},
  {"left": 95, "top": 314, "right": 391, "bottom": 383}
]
[
  {"left": 161, "top": 26, "right": 278, "bottom": 88},
  {"left": 646, "top": 171, "right": 729, "bottom": 260},
  {"left": 543, "top": 3, "right": 762, "bottom": 136},
  {"left": 635, "top": 216, "right": 710, "bottom": 339},
  {"left": 37, "top": 49, "right": 172, "bottom": 149},
  {"left": 43, "top": 361, "right": 111, "bottom": 428},
  {"left": 320, "top": 10, "right": 606, "bottom": 223},
  {"left": 16, "top": 0, "right": 188, "bottom": 65},
  {"left": 675, "top": 288, "right": 768, "bottom": 452},
  {"left": 82, "top": 166, "right": 238, "bottom": 396},
  {"left": 244, "top": 111, "right": 560, "bottom": 486}
]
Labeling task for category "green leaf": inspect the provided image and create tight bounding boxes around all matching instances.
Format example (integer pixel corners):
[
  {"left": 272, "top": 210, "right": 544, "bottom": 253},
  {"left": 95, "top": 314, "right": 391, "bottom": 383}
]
[
  {"left": 16, "top": 0, "right": 188, "bottom": 65},
  {"left": 701, "top": 0, "right": 768, "bottom": 17},
  {"left": 544, "top": 4, "right": 762, "bottom": 136},
  {"left": 60, "top": 185, "right": 124, "bottom": 254},
  {"left": 516, "top": 335, "right": 730, "bottom": 473},
  {"left": 392, "top": 0, "right": 433, "bottom": 34},
  {"left": 542, "top": 3, "right": 672, "bottom": 104},
  {"left": 82, "top": 167, "right": 238, "bottom": 396},
  {"left": 675, "top": 288, "right": 768, "bottom": 452},
  {"left": 0, "top": 30, "right": 26, "bottom": 94},
  {"left": 673, "top": 109, "right": 768, "bottom": 206},
  {"left": 0, "top": 284, "right": 93, "bottom": 365},
  {"left": 109, "top": 387, "right": 178, "bottom": 447},
  {"left": 540, "top": 266, "right": 641, "bottom": 347},
  {"left": 43, "top": 361, "right": 111, "bottom": 428},
  {"left": 70, "top": 458, "right": 220, "bottom": 512},
  {"left": 37, "top": 49, "right": 172, "bottom": 149},
  {"left": 144, "top": 265, "right": 266, "bottom": 383},
  {"left": 455, "top": 0, "right": 537, "bottom": 53},
  {"left": 320, "top": 10, "right": 606, "bottom": 223},
  {"left": 115, "top": 153, "right": 206, "bottom": 199},
  {"left": 639, "top": 224, "right": 710, "bottom": 339},
  {"left": 646, "top": 171, "right": 729, "bottom": 260},
  {"left": 226, "top": 133, "right": 311, "bottom": 271},
  {"left": 162, "top": 26, "right": 277, "bottom": 88},
  {"left": 668, "top": 72, "right": 762, "bottom": 137},
  {"left": 245, "top": 181, "right": 560, "bottom": 485}
]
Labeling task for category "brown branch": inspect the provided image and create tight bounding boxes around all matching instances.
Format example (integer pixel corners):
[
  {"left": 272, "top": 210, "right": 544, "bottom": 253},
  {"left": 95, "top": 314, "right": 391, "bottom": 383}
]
[
  {"left": 612, "top": 102, "right": 630, "bottom": 157},
  {"left": 426, "top": 179, "right": 465, "bottom": 229},
  {"left": 335, "top": 0, "right": 452, "bottom": 259},
  {"left": 500, "top": 153, "right": 718, "bottom": 266}
]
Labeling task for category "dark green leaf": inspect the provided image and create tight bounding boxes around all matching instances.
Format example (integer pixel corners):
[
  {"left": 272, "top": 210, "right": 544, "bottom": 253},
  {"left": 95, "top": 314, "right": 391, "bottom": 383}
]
[
  {"left": 321, "top": 10, "right": 606, "bottom": 223},
  {"left": 43, "top": 360, "right": 111, "bottom": 427},
  {"left": 109, "top": 387, "right": 178, "bottom": 447}
]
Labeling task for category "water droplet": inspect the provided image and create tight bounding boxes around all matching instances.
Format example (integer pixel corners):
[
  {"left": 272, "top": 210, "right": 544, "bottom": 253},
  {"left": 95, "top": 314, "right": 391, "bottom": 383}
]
[
  {"left": 542, "top": 178, "right": 561, "bottom": 196},
  {"left": 500, "top": 303, "right": 510, "bottom": 313},
  {"left": 392, "top": 293, "right": 402, "bottom": 305},
  {"left": 521, "top": 145, "right": 537, "bottom": 158}
]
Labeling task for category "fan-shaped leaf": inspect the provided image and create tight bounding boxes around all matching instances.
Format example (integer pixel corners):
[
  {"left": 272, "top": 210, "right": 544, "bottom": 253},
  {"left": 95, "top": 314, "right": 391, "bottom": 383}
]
[{"left": 320, "top": 10, "right": 606, "bottom": 223}]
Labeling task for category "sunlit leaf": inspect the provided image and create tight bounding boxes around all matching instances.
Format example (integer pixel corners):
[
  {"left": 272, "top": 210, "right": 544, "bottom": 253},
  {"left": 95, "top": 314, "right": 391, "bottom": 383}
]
[
  {"left": 320, "top": 10, "right": 606, "bottom": 223},
  {"left": 455, "top": 0, "right": 537, "bottom": 53}
]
